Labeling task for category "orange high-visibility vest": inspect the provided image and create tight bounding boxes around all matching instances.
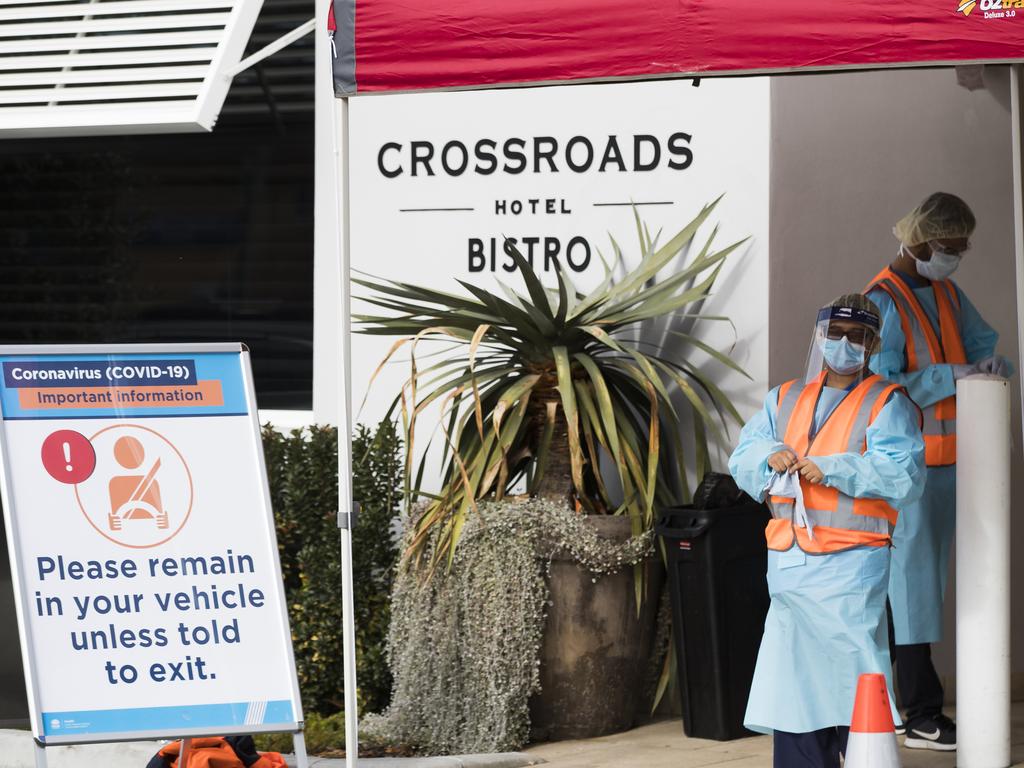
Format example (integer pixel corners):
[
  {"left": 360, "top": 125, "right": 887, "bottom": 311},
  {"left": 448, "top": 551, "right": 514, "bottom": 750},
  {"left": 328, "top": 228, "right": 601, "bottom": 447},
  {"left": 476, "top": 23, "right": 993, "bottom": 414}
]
[
  {"left": 767, "top": 374, "right": 904, "bottom": 554},
  {"left": 867, "top": 266, "right": 966, "bottom": 466}
]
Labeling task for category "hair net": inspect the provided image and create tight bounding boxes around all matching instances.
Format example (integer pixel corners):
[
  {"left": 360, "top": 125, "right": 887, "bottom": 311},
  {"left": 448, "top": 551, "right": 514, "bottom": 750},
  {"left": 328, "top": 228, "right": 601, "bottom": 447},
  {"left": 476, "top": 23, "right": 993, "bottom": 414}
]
[{"left": 893, "top": 192, "right": 976, "bottom": 247}]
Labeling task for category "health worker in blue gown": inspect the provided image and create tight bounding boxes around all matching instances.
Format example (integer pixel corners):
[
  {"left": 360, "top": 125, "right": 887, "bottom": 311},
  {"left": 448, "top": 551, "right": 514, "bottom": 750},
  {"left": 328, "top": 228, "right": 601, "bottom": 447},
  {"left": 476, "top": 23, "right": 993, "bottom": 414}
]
[
  {"left": 729, "top": 293, "right": 925, "bottom": 768},
  {"left": 865, "top": 192, "right": 1013, "bottom": 752}
]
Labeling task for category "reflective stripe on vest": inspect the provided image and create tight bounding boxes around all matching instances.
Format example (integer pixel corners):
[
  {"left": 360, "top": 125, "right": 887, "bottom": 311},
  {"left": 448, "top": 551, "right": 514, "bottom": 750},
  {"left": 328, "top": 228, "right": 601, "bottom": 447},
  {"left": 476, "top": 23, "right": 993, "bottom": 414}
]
[
  {"left": 768, "top": 374, "right": 901, "bottom": 554},
  {"left": 867, "top": 267, "right": 965, "bottom": 467},
  {"left": 776, "top": 378, "right": 801, "bottom": 436}
]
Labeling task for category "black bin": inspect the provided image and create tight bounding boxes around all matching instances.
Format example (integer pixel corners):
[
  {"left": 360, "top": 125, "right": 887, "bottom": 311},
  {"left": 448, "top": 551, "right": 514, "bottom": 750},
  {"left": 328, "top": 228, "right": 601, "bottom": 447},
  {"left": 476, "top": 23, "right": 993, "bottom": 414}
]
[{"left": 655, "top": 475, "right": 771, "bottom": 741}]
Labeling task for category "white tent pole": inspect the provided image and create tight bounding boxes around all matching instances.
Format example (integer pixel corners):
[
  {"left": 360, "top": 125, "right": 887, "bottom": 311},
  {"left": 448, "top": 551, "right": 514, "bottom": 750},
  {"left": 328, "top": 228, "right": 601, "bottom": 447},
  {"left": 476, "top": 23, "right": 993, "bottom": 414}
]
[
  {"left": 311, "top": 9, "right": 341, "bottom": 425},
  {"left": 333, "top": 91, "right": 359, "bottom": 768},
  {"left": 314, "top": 0, "right": 357, "bottom": 766}
]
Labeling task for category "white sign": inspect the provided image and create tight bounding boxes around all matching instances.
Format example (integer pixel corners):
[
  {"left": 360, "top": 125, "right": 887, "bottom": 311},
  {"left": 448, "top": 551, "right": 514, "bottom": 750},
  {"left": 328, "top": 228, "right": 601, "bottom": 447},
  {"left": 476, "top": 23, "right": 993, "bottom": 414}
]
[
  {"left": 0, "top": 344, "right": 303, "bottom": 744},
  {"left": 348, "top": 78, "right": 771, "bottom": 477}
]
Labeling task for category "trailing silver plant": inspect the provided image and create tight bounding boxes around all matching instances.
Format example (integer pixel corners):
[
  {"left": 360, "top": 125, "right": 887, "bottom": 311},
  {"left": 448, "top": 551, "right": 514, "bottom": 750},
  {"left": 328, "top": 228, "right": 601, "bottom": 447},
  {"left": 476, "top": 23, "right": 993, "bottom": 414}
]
[{"left": 361, "top": 498, "right": 654, "bottom": 754}]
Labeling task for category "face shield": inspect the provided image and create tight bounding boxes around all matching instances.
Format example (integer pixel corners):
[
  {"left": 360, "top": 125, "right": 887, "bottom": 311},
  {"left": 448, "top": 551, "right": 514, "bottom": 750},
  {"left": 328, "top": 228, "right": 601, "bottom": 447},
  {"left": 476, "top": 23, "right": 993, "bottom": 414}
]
[{"left": 804, "top": 305, "right": 880, "bottom": 386}]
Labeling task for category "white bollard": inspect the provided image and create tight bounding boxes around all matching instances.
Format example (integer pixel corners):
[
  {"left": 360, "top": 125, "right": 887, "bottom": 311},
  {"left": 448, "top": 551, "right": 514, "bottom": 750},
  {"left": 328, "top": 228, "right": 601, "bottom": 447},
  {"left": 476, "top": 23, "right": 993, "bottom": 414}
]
[{"left": 956, "top": 374, "right": 1012, "bottom": 768}]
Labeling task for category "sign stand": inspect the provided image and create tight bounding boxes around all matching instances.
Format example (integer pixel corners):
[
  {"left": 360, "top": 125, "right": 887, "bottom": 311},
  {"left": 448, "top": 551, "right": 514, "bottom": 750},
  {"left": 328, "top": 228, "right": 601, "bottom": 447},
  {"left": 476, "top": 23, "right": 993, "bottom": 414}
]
[{"left": 293, "top": 732, "right": 309, "bottom": 765}]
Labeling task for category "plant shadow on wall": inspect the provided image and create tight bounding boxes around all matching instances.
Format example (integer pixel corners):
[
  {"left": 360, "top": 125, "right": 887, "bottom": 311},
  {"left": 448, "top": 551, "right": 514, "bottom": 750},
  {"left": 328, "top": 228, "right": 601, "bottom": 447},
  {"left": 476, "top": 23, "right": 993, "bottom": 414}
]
[{"left": 356, "top": 200, "right": 749, "bottom": 754}]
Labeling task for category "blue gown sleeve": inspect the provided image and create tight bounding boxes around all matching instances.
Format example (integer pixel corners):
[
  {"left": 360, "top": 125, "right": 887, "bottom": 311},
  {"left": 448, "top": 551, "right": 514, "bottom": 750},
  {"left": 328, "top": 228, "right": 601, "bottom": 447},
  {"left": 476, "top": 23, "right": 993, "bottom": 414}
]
[
  {"left": 728, "top": 387, "right": 789, "bottom": 503},
  {"left": 867, "top": 287, "right": 955, "bottom": 409},
  {"left": 955, "top": 283, "right": 1011, "bottom": 373},
  {"left": 809, "top": 391, "right": 926, "bottom": 509}
]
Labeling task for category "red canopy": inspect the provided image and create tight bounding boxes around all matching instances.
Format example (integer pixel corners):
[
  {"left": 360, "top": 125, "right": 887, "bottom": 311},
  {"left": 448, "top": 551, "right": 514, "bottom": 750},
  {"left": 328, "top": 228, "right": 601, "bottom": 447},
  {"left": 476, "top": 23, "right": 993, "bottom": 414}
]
[{"left": 332, "top": 0, "right": 1024, "bottom": 95}]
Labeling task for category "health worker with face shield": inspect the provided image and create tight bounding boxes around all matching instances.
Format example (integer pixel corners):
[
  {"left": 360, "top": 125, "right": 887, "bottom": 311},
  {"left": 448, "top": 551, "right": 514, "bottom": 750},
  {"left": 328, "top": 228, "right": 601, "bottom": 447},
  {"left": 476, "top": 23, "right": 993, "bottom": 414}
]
[
  {"left": 865, "top": 192, "right": 1013, "bottom": 752},
  {"left": 729, "top": 294, "right": 925, "bottom": 768}
]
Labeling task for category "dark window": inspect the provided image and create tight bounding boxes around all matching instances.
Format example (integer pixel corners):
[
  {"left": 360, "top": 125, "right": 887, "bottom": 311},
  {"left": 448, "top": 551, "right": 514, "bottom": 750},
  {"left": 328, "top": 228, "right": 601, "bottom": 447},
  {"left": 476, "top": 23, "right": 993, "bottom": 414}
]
[{"left": 0, "top": 0, "right": 315, "bottom": 410}]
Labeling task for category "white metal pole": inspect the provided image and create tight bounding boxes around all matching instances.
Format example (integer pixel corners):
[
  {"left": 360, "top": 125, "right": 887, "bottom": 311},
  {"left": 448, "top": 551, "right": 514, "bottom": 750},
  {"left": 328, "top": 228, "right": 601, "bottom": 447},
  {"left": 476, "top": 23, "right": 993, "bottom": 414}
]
[
  {"left": 956, "top": 374, "right": 1012, "bottom": 768},
  {"left": 333, "top": 91, "right": 358, "bottom": 768},
  {"left": 312, "top": 0, "right": 342, "bottom": 425},
  {"left": 314, "top": 1, "right": 358, "bottom": 765}
]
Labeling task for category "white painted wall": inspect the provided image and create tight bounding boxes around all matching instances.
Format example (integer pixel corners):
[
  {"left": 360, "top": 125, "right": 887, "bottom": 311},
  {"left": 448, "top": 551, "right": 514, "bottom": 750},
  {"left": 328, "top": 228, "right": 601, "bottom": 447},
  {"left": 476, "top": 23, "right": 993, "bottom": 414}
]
[{"left": 342, "top": 78, "right": 771, "bottom": 494}]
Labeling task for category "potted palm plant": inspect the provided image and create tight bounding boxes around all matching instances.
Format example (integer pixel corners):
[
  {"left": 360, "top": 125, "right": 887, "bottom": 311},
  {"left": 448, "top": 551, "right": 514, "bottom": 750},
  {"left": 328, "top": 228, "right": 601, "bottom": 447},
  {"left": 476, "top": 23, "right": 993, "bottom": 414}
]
[{"left": 356, "top": 199, "right": 747, "bottom": 740}]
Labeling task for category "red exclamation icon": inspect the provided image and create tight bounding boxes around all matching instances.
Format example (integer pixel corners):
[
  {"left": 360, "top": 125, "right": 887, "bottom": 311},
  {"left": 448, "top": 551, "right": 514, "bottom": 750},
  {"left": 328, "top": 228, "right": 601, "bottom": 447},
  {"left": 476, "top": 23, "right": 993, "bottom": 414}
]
[{"left": 41, "top": 430, "right": 96, "bottom": 484}]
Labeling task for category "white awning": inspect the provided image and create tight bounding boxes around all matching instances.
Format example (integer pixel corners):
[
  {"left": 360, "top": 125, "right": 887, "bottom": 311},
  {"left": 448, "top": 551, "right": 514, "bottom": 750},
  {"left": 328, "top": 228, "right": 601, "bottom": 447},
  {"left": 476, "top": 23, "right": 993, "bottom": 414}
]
[{"left": 0, "top": 0, "right": 265, "bottom": 137}]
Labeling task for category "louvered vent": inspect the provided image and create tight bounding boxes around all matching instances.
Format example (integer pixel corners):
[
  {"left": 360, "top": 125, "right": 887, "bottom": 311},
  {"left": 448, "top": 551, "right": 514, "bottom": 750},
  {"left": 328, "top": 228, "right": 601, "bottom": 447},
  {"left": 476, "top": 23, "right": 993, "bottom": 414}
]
[{"left": 0, "top": 0, "right": 264, "bottom": 137}]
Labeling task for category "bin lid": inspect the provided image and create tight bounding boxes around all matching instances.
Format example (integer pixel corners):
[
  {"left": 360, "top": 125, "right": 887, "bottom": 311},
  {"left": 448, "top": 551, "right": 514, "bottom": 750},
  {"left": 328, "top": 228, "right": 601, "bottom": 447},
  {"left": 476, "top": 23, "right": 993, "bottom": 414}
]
[{"left": 655, "top": 502, "right": 767, "bottom": 540}]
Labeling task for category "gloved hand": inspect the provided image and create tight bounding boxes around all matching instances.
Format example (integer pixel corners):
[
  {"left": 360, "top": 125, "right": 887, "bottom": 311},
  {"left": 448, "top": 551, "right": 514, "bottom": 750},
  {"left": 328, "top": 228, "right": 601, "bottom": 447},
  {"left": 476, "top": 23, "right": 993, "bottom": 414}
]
[
  {"left": 952, "top": 363, "right": 980, "bottom": 381},
  {"left": 767, "top": 448, "right": 798, "bottom": 473},
  {"left": 976, "top": 354, "right": 1012, "bottom": 377},
  {"left": 794, "top": 458, "right": 825, "bottom": 484}
]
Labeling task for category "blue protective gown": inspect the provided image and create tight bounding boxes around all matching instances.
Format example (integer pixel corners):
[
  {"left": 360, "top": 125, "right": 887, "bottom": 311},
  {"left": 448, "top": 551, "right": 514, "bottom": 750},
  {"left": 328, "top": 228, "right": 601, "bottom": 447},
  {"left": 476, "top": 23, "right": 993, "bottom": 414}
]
[
  {"left": 730, "top": 384, "right": 925, "bottom": 734},
  {"left": 867, "top": 276, "right": 1002, "bottom": 644}
]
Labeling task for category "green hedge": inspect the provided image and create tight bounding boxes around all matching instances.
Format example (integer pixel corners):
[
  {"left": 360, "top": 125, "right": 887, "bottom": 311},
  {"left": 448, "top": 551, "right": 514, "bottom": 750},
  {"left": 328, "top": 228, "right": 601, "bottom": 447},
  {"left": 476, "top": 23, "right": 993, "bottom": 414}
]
[{"left": 262, "top": 420, "right": 402, "bottom": 717}]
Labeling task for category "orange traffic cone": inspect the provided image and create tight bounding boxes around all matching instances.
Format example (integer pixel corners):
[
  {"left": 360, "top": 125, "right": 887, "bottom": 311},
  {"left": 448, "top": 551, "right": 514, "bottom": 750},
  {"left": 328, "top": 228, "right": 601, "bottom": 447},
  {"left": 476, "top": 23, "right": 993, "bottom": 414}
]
[{"left": 844, "top": 673, "right": 901, "bottom": 767}]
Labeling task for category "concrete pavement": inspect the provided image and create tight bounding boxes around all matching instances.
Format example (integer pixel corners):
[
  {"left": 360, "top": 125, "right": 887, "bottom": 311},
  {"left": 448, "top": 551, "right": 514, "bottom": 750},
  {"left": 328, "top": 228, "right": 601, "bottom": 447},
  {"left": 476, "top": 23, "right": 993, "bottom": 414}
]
[
  {"left": 5, "top": 706, "right": 1024, "bottom": 767},
  {"left": 526, "top": 708, "right": 1024, "bottom": 768},
  {"left": 282, "top": 757, "right": 540, "bottom": 768},
  {"left": 0, "top": 731, "right": 540, "bottom": 768}
]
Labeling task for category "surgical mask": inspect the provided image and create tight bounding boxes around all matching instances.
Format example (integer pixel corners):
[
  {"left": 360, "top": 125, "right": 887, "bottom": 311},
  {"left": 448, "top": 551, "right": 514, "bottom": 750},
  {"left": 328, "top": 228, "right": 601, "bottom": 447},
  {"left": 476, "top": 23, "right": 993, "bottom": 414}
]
[
  {"left": 820, "top": 336, "right": 866, "bottom": 375},
  {"left": 912, "top": 246, "right": 961, "bottom": 281}
]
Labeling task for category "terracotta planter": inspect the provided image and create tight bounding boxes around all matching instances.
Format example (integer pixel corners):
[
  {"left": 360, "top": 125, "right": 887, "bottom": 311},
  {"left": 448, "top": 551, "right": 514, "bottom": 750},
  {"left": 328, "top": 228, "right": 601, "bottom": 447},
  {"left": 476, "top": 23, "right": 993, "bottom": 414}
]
[{"left": 529, "top": 515, "right": 664, "bottom": 742}]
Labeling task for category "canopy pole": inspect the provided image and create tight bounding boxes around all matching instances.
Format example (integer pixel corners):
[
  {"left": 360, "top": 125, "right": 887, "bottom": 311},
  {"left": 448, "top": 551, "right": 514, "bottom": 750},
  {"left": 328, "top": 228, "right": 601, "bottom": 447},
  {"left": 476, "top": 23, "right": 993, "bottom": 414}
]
[
  {"left": 333, "top": 93, "right": 358, "bottom": 768},
  {"left": 314, "top": 0, "right": 358, "bottom": 765}
]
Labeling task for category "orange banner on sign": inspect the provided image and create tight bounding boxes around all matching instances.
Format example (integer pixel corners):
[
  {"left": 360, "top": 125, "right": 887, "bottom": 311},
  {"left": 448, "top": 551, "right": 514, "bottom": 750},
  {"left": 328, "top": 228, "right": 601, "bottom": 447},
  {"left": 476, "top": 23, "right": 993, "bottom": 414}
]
[{"left": 18, "top": 380, "right": 225, "bottom": 410}]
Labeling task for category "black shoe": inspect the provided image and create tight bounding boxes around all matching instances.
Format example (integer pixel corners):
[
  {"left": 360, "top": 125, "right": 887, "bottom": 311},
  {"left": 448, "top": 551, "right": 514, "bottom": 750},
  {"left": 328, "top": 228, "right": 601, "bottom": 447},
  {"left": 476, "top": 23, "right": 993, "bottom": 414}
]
[
  {"left": 904, "top": 714, "right": 956, "bottom": 751},
  {"left": 894, "top": 722, "right": 906, "bottom": 736}
]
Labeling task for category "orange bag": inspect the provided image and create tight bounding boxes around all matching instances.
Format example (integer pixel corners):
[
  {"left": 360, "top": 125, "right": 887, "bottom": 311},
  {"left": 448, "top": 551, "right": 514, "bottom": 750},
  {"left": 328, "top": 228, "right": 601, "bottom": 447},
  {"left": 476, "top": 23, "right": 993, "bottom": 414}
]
[{"left": 150, "top": 736, "right": 286, "bottom": 768}]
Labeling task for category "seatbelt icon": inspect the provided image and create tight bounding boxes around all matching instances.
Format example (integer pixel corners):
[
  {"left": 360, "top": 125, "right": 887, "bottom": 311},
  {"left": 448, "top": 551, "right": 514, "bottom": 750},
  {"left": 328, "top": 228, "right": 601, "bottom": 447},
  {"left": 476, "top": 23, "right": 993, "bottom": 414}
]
[{"left": 109, "top": 455, "right": 168, "bottom": 531}]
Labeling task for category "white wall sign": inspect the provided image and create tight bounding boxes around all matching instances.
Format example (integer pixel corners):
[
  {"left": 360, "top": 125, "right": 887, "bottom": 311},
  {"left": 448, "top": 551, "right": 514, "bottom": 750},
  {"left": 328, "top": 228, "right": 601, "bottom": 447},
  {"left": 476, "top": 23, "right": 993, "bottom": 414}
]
[
  {"left": 0, "top": 344, "right": 303, "bottom": 745},
  {"left": 347, "top": 78, "right": 771, "bottom": 478}
]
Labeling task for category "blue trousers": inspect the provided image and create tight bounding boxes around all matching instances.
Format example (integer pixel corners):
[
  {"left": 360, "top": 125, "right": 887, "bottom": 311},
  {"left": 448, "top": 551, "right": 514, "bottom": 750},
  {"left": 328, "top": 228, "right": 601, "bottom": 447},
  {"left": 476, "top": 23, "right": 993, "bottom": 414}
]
[{"left": 774, "top": 728, "right": 850, "bottom": 768}]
